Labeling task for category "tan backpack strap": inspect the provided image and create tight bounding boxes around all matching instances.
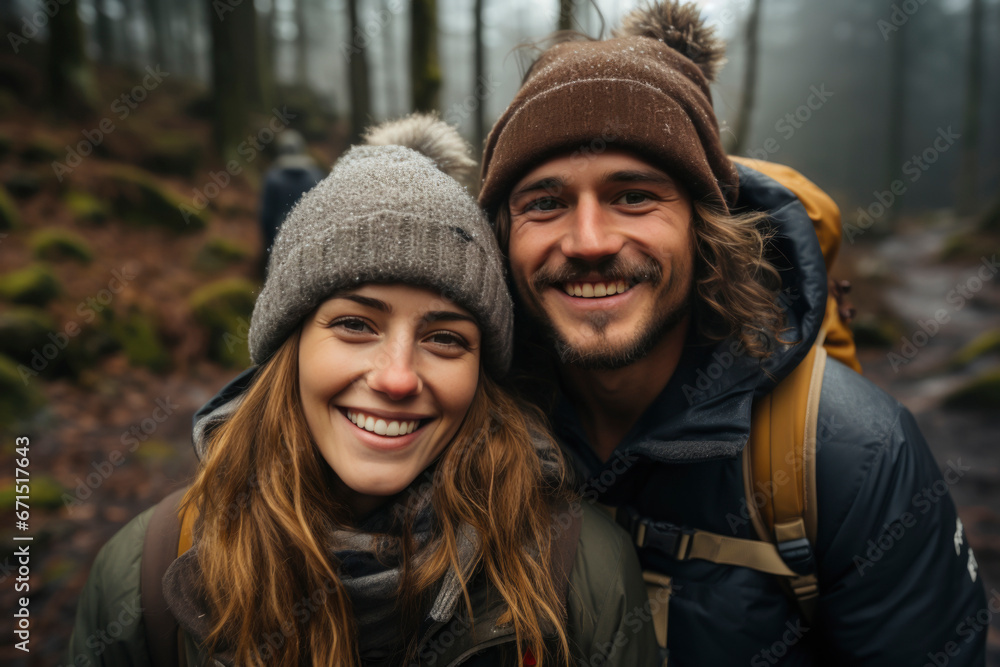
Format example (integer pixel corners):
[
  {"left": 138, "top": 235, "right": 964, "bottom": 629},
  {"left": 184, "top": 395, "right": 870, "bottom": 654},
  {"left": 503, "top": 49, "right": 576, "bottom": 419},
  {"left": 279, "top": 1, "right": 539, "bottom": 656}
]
[
  {"left": 616, "top": 507, "right": 798, "bottom": 578},
  {"left": 643, "top": 571, "right": 672, "bottom": 667},
  {"left": 743, "top": 337, "right": 828, "bottom": 624}
]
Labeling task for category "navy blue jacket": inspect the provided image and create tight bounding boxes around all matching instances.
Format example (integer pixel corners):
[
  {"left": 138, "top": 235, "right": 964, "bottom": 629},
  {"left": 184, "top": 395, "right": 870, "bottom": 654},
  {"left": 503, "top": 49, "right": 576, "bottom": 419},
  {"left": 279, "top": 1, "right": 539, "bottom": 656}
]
[
  {"left": 523, "top": 163, "right": 987, "bottom": 666},
  {"left": 259, "top": 163, "right": 325, "bottom": 252}
]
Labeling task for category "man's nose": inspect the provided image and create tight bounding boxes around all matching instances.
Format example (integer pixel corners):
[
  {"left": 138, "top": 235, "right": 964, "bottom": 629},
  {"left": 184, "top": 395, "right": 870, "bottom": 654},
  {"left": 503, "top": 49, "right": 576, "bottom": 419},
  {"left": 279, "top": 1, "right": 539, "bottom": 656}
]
[
  {"left": 560, "top": 194, "right": 625, "bottom": 262},
  {"left": 366, "top": 342, "right": 422, "bottom": 400}
]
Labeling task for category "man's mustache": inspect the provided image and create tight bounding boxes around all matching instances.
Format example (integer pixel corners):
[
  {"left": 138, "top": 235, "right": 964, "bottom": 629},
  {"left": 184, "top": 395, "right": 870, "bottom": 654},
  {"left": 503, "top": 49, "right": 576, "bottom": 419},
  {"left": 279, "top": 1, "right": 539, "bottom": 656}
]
[{"left": 530, "top": 256, "right": 663, "bottom": 293}]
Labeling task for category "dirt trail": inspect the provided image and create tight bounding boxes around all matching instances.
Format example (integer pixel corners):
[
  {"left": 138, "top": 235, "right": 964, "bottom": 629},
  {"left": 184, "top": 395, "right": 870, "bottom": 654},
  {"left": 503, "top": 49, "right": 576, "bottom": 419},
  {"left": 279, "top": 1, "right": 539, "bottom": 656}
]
[{"left": 840, "top": 217, "right": 1000, "bottom": 664}]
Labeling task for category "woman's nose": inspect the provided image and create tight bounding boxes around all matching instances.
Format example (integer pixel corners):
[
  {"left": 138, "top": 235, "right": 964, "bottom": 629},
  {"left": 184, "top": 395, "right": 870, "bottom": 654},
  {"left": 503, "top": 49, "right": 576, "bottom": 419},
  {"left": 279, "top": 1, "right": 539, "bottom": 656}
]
[{"left": 366, "top": 342, "right": 422, "bottom": 400}]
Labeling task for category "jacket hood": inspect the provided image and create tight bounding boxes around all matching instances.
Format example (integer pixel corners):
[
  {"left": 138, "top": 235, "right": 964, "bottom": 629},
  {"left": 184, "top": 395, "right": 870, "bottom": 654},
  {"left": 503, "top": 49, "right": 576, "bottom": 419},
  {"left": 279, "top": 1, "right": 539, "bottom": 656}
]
[
  {"left": 191, "top": 366, "right": 255, "bottom": 460},
  {"left": 551, "top": 162, "right": 829, "bottom": 472}
]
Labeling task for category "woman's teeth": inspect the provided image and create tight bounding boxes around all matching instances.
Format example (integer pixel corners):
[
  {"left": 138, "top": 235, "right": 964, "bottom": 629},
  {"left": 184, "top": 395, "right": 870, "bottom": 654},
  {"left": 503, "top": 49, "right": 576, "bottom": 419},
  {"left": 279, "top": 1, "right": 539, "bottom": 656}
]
[
  {"left": 346, "top": 410, "right": 419, "bottom": 436},
  {"left": 563, "top": 280, "right": 629, "bottom": 298}
]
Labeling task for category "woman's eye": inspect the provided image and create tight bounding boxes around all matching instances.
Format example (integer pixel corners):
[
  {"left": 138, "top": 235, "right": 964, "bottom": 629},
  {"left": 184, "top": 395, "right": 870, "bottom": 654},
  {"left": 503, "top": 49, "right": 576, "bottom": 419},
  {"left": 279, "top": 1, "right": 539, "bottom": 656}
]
[
  {"left": 426, "top": 331, "right": 467, "bottom": 348},
  {"left": 331, "top": 318, "right": 374, "bottom": 334}
]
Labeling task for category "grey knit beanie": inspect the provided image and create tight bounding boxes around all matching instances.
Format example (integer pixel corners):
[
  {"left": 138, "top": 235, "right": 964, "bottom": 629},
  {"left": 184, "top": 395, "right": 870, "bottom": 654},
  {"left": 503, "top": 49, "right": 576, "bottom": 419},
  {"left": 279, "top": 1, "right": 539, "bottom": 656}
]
[{"left": 249, "top": 114, "right": 513, "bottom": 375}]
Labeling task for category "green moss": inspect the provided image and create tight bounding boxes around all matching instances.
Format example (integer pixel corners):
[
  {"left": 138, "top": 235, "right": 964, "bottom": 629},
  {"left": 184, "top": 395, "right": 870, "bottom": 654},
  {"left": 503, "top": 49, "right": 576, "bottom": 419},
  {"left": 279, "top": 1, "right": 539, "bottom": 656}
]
[
  {"left": 41, "top": 556, "right": 78, "bottom": 586},
  {"left": 0, "top": 474, "right": 65, "bottom": 510},
  {"left": 194, "top": 237, "right": 250, "bottom": 272},
  {"left": 950, "top": 330, "right": 1000, "bottom": 370},
  {"left": 851, "top": 316, "right": 898, "bottom": 349},
  {"left": 108, "top": 165, "right": 206, "bottom": 231},
  {"left": 66, "top": 190, "right": 109, "bottom": 224},
  {"left": 30, "top": 228, "right": 93, "bottom": 264},
  {"left": 0, "top": 307, "right": 56, "bottom": 365},
  {"left": 0, "top": 353, "right": 44, "bottom": 432},
  {"left": 940, "top": 231, "right": 1000, "bottom": 263},
  {"left": 0, "top": 188, "right": 20, "bottom": 229},
  {"left": 108, "top": 307, "right": 171, "bottom": 373},
  {"left": 5, "top": 171, "right": 42, "bottom": 199},
  {"left": 189, "top": 278, "right": 258, "bottom": 367},
  {"left": 940, "top": 233, "right": 973, "bottom": 262},
  {"left": 140, "top": 131, "right": 205, "bottom": 178},
  {"left": 133, "top": 439, "right": 179, "bottom": 463},
  {"left": 943, "top": 368, "right": 1000, "bottom": 410},
  {"left": 0, "top": 264, "right": 61, "bottom": 306},
  {"left": 20, "top": 135, "right": 60, "bottom": 164}
]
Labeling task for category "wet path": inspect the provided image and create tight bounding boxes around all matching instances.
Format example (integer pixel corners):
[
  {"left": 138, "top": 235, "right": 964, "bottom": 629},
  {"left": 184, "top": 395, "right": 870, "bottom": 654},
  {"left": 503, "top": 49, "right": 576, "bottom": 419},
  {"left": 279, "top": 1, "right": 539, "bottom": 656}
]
[{"left": 841, "top": 216, "right": 1000, "bottom": 663}]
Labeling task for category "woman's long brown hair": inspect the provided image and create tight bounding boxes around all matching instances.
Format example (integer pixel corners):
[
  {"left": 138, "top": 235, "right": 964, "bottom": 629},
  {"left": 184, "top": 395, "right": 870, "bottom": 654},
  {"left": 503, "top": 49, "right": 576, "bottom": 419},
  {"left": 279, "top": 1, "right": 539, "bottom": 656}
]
[{"left": 180, "top": 329, "right": 572, "bottom": 666}]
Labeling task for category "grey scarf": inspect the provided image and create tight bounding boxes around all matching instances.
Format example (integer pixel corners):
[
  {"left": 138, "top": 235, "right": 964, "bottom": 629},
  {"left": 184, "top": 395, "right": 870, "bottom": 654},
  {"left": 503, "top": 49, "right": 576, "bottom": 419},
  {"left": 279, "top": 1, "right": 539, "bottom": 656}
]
[{"left": 162, "top": 473, "right": 480, "bottom": 666}]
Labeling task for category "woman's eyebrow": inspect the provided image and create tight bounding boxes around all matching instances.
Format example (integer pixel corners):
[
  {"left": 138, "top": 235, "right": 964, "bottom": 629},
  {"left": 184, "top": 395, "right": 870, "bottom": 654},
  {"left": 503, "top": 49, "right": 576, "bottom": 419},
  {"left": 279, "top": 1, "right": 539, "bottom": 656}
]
[
  {"left": 335, "top": 294, "right": 391, "bottom": 312},
  {"left": 424, "top": 311, "right": 477, "bottom": 324}
]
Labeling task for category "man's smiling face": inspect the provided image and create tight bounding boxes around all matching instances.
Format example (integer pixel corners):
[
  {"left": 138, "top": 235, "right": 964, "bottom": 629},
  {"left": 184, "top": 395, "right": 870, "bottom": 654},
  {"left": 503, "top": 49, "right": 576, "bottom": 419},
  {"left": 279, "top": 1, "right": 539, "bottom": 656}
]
[{"left": 506, "top": 150, "right": 695, "bottom": 370}]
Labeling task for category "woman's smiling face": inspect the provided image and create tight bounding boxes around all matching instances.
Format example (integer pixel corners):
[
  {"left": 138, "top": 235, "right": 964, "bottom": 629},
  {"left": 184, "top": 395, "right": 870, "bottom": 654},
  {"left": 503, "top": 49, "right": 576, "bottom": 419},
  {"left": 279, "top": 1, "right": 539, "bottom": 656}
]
[{"left": 297, "top": 283, "right": 481, "bottom": 514}]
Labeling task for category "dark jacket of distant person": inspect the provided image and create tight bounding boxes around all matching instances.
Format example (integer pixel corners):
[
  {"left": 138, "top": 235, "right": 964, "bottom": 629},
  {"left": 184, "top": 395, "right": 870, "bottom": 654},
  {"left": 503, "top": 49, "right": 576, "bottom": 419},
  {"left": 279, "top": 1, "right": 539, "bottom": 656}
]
[{"left": 259, "top": 130, "right": 324, "bottom": 253}]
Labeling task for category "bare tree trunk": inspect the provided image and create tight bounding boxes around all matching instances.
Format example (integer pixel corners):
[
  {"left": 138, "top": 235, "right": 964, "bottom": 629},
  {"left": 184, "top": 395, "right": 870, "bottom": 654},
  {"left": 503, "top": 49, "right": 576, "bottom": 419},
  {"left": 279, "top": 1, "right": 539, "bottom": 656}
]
[
  {"left": 208, "top": 0, "right": 249, "bottom": 160},
  {"left": 884, "top": 21, "right": 906, "bottom": 226},
  {"left": 347, "top": 0, "right": 372, "bottom": 141},
  {"left": 411, "top": 0, "right": 440, "bottom": 112},
  {"left": 257, "top": 2, "right": 276, "bottom": 108},
  {"left": 727, "top": 0, "right": 762, "bottom": 156},
  {"left": 295, "top": 0, "right": 309, "bottom": 84},
  {"left": 48, "top": 0, "right": 100, "bottom": 117},
  {"left": 183, "top": 0, "right": 204, "bottom": 79},
  {"left": 473, "top": 0, "right": 486, "bottom": 152},
  {"left": 149, "top": 0, "right": 171, "bottom": 70},
  {"left": 381, "top": 0, "right": 401, "bottom": 115},
  {"left": 958, "top": 0, "right": 984, "bottom": 215},
  {"left": 558, "top": 0, "right": 574, "bottom": 31},
  {"left": 94, "top": 0, "right": 116, "bottom": 62}
]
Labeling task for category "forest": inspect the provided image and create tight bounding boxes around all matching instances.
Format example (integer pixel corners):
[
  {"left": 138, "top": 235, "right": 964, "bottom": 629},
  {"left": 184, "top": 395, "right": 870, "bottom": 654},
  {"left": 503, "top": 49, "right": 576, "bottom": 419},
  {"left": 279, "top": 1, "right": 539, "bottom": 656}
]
[{"left": 0, "top": 0, "right": 998, "bottom": 664}]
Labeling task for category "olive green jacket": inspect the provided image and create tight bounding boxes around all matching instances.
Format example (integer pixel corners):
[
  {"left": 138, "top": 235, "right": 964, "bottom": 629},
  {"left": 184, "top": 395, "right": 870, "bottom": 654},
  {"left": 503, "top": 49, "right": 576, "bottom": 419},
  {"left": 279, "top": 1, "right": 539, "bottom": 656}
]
[{"left": 68, "top": 500, "right": 659, "bottom": 666}]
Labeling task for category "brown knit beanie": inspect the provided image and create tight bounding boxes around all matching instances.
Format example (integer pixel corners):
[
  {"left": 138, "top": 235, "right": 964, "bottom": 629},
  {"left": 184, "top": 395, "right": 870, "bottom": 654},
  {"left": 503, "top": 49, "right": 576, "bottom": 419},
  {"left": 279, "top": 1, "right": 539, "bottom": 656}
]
[{"left": 479, "top": 1, "right": 738, "bottom": 218}]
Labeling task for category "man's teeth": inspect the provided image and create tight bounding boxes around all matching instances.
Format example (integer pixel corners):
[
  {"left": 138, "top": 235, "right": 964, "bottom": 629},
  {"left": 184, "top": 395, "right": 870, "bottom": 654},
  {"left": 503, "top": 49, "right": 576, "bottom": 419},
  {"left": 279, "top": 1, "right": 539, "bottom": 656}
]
[
  {"left": 563, "top": 280, "right": 629, "bottom": 298},
  {"left": 346, "top": 410, "right": 419, "bottom": 436}
]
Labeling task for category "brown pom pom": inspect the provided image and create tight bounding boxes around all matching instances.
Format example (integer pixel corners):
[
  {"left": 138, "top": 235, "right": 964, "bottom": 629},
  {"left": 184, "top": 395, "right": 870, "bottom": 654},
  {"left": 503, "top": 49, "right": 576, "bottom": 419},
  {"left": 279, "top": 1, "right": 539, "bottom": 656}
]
[{"left": 613, "top": 0, "right": 726, "bottom": 82}]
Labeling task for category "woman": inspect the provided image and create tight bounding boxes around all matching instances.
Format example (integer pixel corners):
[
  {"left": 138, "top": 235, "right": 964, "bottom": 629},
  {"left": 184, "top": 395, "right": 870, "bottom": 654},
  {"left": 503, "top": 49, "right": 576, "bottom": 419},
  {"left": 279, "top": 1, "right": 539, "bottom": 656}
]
[{"left": 68, "top": 115, "right": 658, "bottom": 667}]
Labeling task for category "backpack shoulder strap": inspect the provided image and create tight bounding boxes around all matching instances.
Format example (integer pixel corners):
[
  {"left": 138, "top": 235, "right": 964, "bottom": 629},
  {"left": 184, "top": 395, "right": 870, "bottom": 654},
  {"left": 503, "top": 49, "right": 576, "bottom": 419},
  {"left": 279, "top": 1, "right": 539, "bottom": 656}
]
[
  {"left": 743, "top": 338, "right": 828, "bottom": 624},
  {"left": 140, "top": 487, "right": 195, "bottom": 667}
]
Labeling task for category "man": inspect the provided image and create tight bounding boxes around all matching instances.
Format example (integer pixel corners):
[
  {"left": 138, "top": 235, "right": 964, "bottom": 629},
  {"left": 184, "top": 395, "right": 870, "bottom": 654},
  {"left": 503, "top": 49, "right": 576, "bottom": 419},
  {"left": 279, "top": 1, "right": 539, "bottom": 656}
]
[{"left": 477, "top": 2, "right": 987, "bottom": 665}]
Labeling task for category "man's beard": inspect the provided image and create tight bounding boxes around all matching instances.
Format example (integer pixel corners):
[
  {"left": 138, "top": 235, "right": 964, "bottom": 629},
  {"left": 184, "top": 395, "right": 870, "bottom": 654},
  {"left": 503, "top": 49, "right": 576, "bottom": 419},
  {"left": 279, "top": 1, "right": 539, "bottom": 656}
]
[{"left": 525, "top": 255, "right": 693, "bottom": 371}]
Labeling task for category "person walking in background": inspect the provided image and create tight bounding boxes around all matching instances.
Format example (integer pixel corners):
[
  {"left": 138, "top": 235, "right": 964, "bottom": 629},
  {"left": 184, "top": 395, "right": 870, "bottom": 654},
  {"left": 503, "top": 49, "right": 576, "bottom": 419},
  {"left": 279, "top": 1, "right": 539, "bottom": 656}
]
[{"left": 259, "top": 129, "right": 324, "bottom": 274}]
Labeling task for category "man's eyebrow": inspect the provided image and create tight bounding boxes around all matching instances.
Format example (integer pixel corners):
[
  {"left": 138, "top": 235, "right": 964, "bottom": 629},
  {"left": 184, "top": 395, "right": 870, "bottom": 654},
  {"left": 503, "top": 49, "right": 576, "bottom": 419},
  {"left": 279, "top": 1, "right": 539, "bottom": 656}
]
[
  {"left": 601, "top": 169, "right": 676, "bottom": 186},
  {"left": 334, "top": 294, "right": 390, "bottom": 312},
  {"left": 424, "top": 311, "right": 477, "bottom": 325},
  {"left": 509, "top": 176, "right": 564, "bottom": 200}
]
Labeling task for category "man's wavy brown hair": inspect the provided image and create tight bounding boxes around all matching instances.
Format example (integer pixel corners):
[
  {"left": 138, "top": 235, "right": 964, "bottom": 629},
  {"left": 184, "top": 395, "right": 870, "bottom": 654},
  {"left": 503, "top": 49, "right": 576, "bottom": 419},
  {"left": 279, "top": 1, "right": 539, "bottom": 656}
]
[
  {"left": 493, "top": 199, "right": 784, "bottom": 358},
  {"left": 180, "top": 330, "right": 573, "bottom": 666}
]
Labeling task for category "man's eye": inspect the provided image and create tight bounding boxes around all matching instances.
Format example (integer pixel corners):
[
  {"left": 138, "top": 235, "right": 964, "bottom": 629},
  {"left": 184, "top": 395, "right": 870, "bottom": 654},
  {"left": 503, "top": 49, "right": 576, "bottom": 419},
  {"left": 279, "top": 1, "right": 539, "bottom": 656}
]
[
  {"left": 617, "top": 191, "right": 652, "bottom": 205},
  {"left": 525, "top": 197, "right": 560, "bottom": 212}
]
